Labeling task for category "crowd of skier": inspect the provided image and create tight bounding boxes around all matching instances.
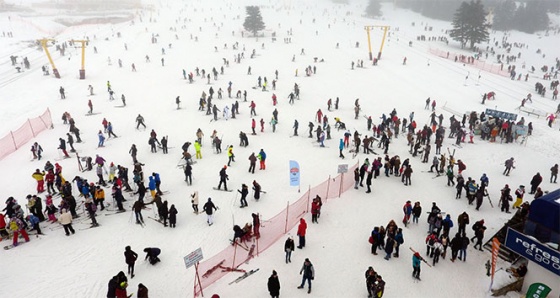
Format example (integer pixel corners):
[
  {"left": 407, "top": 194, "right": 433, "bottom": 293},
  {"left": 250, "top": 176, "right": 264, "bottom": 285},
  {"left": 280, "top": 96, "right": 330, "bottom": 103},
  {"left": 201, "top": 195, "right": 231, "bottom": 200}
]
[{"left": 3, "top": 1, "right": 560, "bottom": 297}]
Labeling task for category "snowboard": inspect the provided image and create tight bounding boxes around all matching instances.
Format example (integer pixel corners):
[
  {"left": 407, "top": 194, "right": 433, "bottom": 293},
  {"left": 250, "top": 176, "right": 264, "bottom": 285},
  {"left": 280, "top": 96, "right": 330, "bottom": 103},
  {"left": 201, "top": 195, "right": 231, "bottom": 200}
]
[
  {"left": 213, "top": 187, "right": 233, "bottom": 192},
  {"left": 4, "top": 241, "right": 28, "bottom": 250},
  {"left": 85, "top": 112, "right": 101, "bottom": 116}
]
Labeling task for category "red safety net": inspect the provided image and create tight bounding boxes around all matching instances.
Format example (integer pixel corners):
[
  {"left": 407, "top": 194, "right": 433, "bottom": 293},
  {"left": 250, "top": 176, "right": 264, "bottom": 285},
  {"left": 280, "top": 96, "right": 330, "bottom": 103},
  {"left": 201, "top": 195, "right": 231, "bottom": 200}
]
[
  {"left": 428, "top": 48, "right": 510, "bottom": 77},
  {"left": 0, "top": 108, "right": 52, "bottom": 160},
  {"left": 194, "top": 162, "right": 359, "bottom": 297}
]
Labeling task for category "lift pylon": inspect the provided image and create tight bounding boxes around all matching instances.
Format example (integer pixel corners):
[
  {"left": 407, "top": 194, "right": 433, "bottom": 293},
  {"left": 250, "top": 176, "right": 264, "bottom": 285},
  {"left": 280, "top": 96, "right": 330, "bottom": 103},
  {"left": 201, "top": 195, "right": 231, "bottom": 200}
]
[
  {"left": 71, "top": 40, "right": 88, "bottom": 79},
  {"left": 38, "top": 38, "right": 60, "bottom": 78},
  {"left": 364, "top": 25, "right": 390, "bottom": 61}
]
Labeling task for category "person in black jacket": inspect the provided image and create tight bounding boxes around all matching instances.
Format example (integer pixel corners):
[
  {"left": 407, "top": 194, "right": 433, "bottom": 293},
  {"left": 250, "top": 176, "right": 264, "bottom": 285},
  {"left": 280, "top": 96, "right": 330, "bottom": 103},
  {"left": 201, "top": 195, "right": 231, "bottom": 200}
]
[
  {"left": 203, "top": 198, "right": 217, "bottom": 226},
  {"left": 124, "top": 246, "right": 138, "bottom": 278},
  {"left": 58, "top": 138, "right": 70, "bottom": 158},
  {"left": 158, "top": 200, "right": 169, "bottom": 226},
  {"left": 184, "top": 163, "right": 193, "bottom": 185},
  {"left": 112, "top": 185, "right": 125, "bottom": 211},
  {"left": 365, "top": 267, "right": 377, "bottom": 298},
  {"left": 132, "top": 200, "right": 145, "bottom": 225},
  {"left": 252, "top": 180, "right": 262, "bottom": 201},
  {"left": 252, "top": 213, "right": 260, "bottom": 238},
  {"left": 137, "top": 283, "right": 149, "bottom": 298},
  {"left": 238, "top": 184, "right": 249, "bottom": 207},
  {"left": 107, "top": 274, "right": 118, "bottom": 298},
  {"left": 267, "top": 270, "right": 280, "bottom": 298},
  {"left": 217, "top": 166, "right": 228, "bottom": 191},
  {"left": 284, "top": 236, "right": 295, "bottom": 263},
  {"left": 529, "top": 172, "right": 542, "bottom": 194},
  {"left": 66, "top": 133, "right": 75, "bottom": 152},
  {"left": 297, "top": 258, "right": 315, "bottom": 293},
  {"left": 354, "top": 167, "right": 360, "bottom": 189},
  {"left": 143, "top": 247, "right": 161, "bottom": 265},
  {"left": 114, "top": 271, "right": 128, "bottom": 290},
  {"left": 450, "top": 233, "right": 462, "bottom": 262},
  {"left": 169, "top": 204, "right": 178, "bottom": 228},
  {"left": 248, "top": 153, "right": 257, "bottom": 174}
]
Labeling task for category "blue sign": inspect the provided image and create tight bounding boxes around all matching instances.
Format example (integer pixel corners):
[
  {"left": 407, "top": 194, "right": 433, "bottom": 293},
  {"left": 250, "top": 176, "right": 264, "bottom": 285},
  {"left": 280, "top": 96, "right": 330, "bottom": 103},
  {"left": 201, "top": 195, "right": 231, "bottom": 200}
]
[
  {"left": 289, "top": 160, "right": 300, "bottom": 187},
  {"left": 505, "top": 228, "right": 560, "bottom": 276},
  {"left": 485, "top": 108, "right": 517, "bottom": 121}
]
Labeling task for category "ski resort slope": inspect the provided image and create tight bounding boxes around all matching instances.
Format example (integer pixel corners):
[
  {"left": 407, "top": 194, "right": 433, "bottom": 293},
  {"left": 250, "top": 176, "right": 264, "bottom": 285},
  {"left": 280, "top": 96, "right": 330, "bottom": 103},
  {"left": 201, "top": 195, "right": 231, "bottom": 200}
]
[{"left": 0, "top": 0, "right": 558, "bottom": 297}]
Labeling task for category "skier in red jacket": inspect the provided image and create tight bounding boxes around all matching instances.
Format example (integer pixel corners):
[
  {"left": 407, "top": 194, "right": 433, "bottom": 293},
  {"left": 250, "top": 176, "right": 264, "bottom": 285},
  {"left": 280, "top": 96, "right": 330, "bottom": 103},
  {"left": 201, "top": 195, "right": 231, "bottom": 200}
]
[{"left": 297, "top": 218, "right": 307, "bottom": 249}]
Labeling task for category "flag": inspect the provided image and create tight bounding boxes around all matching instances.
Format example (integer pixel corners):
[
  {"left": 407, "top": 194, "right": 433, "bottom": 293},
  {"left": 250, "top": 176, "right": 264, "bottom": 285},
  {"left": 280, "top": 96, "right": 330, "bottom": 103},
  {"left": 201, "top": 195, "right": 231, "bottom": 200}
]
[
  {"left": 525, "top": 283, "right": 551, "bottom": 298},
  {"left": 490, "top": 237, "right": 500, "bottom": 289},
  {"left": 289, "top": 160, "right": 300, "bottom": 187}
]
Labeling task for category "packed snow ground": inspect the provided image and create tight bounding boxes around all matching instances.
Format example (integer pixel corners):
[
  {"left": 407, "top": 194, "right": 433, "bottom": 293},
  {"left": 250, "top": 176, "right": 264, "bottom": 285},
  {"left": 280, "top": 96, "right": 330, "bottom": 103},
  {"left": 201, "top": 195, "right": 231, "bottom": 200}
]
[{"left": 0, "top": 0, "right": 558, "bottom": 297}]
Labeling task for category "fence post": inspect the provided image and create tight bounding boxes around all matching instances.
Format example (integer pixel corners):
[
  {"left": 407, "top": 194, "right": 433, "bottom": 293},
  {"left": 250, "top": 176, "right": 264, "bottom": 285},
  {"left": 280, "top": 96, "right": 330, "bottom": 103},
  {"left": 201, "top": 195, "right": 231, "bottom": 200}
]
[
  {"left": 232, "top": 242, "right": 237, "bottom": 269},
  {"left": 38, "top": 108, "right": 52, "bottom": 129},
  {"left": 325, "top": 175, "right": 331, "bottom": 201},
  {"left": 306, "top": 185, "right": 311, "bottom": 213},
  {"left": 339, "top": 173, "right": 344, "bottom": 198},
  {"left": 284, "top": 201, "right": 289, "bottom": 233},
  {"left": 10, "top": 131, "right": 17, "bottom": 150},
  {"left": 28, "top": 119, "right": 36, "bottom": 137}
]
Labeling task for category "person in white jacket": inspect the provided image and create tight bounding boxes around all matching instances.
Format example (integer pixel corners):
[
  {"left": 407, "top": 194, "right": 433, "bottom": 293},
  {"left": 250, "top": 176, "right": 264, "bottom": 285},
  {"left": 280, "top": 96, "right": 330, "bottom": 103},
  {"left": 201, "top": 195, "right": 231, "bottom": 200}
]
[
  {"left": 191, "top": 191, "right": 199, "bottom": 213},
  {"left": 432, "top": 240, "right": 444, "bottom": 266},
  {"left": 59, "top": 209, "right": 75, "bottom": 236}
]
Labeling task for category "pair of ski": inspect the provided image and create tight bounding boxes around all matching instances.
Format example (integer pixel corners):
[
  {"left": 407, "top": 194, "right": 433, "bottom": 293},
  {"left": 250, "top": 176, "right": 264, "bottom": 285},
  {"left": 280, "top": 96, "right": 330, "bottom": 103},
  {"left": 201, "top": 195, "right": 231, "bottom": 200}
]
[
  {"left": 484, "top": 189, "right": 494, "bottom": 208},
  {"left": 409, "top": 247, "right": 433, "bottom": 267},
  {"left": 129, "top": 191, "right": 169, "bottom": 197},
  {"left": 104, "top": 210, "right": 126, "bottom": 216},
  {"left": 228, "top": 268, "right": 260, "bottom": 285},
  {"left": 148, "top": 216, "right": 166, "bottom": 226},
  {"left": 409, "top": 247, "right": 432, "bottom": 282},
  {"left": 79, "top": 224, "right": 101, "bottom": 231}
]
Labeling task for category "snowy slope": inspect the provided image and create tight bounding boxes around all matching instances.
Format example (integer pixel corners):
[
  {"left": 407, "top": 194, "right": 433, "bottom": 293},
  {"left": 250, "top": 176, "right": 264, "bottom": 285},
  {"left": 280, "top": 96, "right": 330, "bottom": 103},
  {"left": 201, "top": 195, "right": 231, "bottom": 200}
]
[{"left": 0, "top": 0, "right": 558, "bottom": 297}]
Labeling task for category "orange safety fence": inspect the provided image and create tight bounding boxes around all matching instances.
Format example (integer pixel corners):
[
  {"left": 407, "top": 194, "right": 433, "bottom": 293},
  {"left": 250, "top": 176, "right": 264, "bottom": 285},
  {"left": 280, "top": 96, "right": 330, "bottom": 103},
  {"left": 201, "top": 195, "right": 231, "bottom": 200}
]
[
  {"left": 428, "top": 48, "right": 510, "bottom": 77},
  {"left": 0, "top": 108, "right": 53, "bottom": 160},
  {"left": 195, "top": 162, "right": 359, "bottom": 297}
]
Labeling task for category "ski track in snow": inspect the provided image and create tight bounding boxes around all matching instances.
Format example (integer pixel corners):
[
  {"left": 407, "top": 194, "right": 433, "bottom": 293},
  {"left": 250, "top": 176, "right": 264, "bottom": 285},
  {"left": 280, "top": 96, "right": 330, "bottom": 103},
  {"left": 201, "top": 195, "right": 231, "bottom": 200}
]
[{"left": 0, "top": 0, "right": 558, "bottom": 297}]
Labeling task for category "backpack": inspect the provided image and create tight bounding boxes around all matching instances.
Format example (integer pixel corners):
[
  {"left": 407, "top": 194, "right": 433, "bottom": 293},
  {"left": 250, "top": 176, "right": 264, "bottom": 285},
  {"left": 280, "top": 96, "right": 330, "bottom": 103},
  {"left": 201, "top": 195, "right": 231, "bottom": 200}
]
[
  {"left": 428, "top": 237, "right": 435, "bottom": 246},
  {"left": 472, "top": 222, "right": 480, "bottom": 231},
  {"left": 9, "top": 220, "right": 18, "bottom": 231}
]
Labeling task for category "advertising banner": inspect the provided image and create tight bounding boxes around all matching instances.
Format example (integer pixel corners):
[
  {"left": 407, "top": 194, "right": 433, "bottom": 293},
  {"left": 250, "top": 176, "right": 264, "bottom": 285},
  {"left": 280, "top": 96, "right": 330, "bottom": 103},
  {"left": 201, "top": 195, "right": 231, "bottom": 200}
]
[{"left": 504, "top": 228, "right": 560, "bottom": 276}]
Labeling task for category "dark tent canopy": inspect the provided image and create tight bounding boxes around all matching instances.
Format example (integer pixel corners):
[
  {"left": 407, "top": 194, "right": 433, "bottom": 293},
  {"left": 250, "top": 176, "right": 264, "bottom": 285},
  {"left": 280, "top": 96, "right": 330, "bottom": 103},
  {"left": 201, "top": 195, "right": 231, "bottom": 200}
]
[{"left": 525, "top": 189, "right": 560, "bottom": 246}]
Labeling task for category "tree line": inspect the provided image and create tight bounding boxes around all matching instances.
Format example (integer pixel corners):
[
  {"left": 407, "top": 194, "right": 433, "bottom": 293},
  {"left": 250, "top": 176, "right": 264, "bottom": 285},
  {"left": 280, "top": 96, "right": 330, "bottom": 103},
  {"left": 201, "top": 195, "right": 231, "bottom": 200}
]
[{"left": 365, "top": 0, "right": 558, "bottom": 34}]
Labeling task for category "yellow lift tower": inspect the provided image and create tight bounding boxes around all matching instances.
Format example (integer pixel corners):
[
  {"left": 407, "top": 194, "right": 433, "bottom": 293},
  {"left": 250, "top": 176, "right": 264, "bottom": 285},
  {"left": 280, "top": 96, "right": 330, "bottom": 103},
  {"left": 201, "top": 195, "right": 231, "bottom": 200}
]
[
  {"left": 71, "top": 40, "right": 88, "bottom": 79},
  {"left": 38, "top": 38, "right": 60, "bottom": 78},
  {"left": 364, "top": 25, "right": 390, "bottom": 61}
]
